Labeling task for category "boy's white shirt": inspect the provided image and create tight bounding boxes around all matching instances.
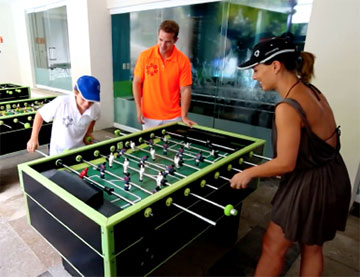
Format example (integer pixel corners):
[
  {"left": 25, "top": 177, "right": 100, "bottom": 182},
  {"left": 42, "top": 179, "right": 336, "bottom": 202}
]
[{"left": 39, "top": 95, "right": 100, "bottom": 155}]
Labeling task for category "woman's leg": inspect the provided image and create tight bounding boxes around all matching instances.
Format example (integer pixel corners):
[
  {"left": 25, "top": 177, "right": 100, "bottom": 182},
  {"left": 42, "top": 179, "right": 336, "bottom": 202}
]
[
  {"left": 299, "top": 244, "right": 323, "bottom": 276},
  {"left": 255, "top": 221, "right": 293, "bottom": 276}
]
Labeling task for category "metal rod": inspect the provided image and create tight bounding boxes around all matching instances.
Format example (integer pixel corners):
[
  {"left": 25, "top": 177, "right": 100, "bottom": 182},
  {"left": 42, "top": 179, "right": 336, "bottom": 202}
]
[
  {"left": 219, "top": 175, "right": 231, "bottom": 182},
  {"left": 35, "top": 149, "right": 48, "bottom": 157},
  {"left": 172, "top": 202, "right": 216, "bottom": 226},
  {"left": 190, "top": 192, "right": 225, "bottom": 209},
  {"left": 252, "top": 153, "right": 272, "bottom": 161},
  {"left": 243, "top": 160, "right": 258, "bottom": 167},
  {"left": 166, "top": 131, "right": 234, "bottom": 151}
]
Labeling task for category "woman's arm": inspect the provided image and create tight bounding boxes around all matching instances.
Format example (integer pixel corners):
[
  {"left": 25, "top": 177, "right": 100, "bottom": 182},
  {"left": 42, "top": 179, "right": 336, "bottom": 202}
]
[{"left": 230, "top": 103, "right": 302, "bottom": 189}]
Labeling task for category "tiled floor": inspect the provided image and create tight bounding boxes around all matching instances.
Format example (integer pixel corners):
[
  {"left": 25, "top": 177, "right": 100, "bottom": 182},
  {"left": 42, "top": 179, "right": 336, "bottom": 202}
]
[{"left": 0, "top": 127, "right": 359, "bottom": 276}]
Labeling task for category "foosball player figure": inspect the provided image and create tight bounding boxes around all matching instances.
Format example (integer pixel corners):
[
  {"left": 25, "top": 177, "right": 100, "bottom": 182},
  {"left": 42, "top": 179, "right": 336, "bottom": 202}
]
[
  {"left": 163, "top": 143, "right": 168, "bottom": 155},
  {"left": 124, "top": 173, "right": 131, "bottom": 191},
  {"left": 153, "top": 172, "right": 166, "bottom": 193},
  {"left": 79, "top": 167, "right": 88, "bottom": 179},
  {"left": 210, "top": 148, "right": 219, "bottom": 158},
  {"left": 138, "top": 155, "right": 149, "bottom": 168},
  {"left": 117, "top": 148, "right": 126, "bottom": 157},
  {"left": 99, "top": 163, "right": 106, "bottom": 179},
  {"left": 150, "top": 147, "right": 156, "bottom": 160},
  {"left": 165, "top": 164, "right": 176, "bottom": 176},
  {"left": 139, "top": 164, "right": 145, "bottom": 182},
  {"left": 123, "top": 157, "right": 130, "bottom": 174},
  {"left": 162, "top": 135, "right": 168, "bottom": 143},
  {"left": 174, "top": 153, "right": 184, "bottom": 169},
  {"left": 108, "top": 152, "right": 115, "bottom": 168},
  {"left": 174, "top": 154, "right": 180, "bottom": 168},
  {"left": 195, "top": 151, "right": 204, "bottom": 166},
  {"left": 130, "top": 141, "right": 136, "bottom": 151},
  {"left": 147, "top": 139, "right": 154, "bottom": 146},
  {"left": 207, "top": 140, "right": 219, "bottom": 158},
  {"left": 177, "top": 147, "right": 184, "bottom": 158},
  {"left": 184, "top": 137, "right": 190, "bottom": 149}
]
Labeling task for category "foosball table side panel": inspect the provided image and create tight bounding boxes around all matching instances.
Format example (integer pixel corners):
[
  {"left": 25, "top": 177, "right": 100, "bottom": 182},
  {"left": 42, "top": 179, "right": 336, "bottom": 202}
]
[
  {"left": 0, "top": 83, "right": 30, "bottom": 102},
  {"left": 0, "top": 122, "right": 52, "bottom": 155},
  {"left": 21, "top": 171, "right": 106, "bottom": 276},
  {"left": 0, "top": 96, "right": 56, "bottom": 155}
]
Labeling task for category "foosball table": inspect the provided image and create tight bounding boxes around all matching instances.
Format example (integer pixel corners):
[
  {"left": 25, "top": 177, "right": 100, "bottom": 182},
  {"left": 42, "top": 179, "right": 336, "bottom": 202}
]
[
  {"left": 0, "top": 96, "right": 55, "bottom": 155},
  {"left": 0, "top": 83, "right": 30, "bottom": 101},
  {"left": 18, "top": 122, "right": 266, "bottom": 276}
]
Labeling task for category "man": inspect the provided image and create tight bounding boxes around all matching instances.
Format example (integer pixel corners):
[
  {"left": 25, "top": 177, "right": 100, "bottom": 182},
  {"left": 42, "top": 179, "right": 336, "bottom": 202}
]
[{"left": 132, "top": 20, "right": 197, "bottom": 129}]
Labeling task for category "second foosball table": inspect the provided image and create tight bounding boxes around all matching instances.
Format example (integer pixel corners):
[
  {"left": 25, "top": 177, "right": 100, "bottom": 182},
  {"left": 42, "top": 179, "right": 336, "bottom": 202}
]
[{"left": 0, "top": 96, "right": 55, "bottom": 155}]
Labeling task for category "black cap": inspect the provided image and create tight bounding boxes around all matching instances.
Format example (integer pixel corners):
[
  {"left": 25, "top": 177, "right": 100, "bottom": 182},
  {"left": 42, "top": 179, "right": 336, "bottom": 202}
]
[{"left": 238, "top": 36, "right": 297, "bottom": 70}]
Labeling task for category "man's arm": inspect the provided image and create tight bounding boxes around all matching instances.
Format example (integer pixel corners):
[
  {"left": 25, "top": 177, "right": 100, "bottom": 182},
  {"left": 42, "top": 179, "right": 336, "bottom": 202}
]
[
  {"left": 180, "top": 85, "right": 197, "bottom": 127},
  {"left": 132, "top": 76, "right": 144, "bottom": 124}
]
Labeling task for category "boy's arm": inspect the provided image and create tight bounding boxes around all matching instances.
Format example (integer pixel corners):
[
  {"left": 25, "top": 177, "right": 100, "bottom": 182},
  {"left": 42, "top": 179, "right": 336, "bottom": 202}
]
[
  {"left": 27, "top": 111, "right": 44, "bottom": 153},
  {"left": 83, "top": 120, "right": 96, "bottom": 144}
]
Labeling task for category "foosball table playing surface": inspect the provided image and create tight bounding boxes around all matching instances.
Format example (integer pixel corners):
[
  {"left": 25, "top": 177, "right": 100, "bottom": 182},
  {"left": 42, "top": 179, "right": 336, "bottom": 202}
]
[
  {"left": 0, "top": 96, "right": 55, "bottom": 155},
  {"left": 18, "top": 122, "right": 266, "bottom": 276}
]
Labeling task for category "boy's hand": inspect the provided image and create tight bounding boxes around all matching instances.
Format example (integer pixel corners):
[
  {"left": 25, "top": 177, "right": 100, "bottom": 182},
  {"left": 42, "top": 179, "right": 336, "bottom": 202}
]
[
  {"left": 84, "top": 135, "right": 94, "bottom": 144},
  {"left": 27, "top": 139, "right": 39, "bottom": 153}
]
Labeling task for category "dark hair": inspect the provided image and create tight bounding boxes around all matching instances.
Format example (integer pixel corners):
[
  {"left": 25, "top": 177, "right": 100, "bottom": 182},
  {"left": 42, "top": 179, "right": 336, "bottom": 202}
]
[
  {"left": 264, "top": 51, "right": 315, "bottom": 83},
  {"left": 159, "top": 20, "right": 179, "bottom": 40}
]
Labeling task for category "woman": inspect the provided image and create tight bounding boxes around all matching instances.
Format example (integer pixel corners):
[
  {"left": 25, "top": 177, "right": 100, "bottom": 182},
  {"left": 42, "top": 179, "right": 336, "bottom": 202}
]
[{"left": 231, "top": 35, "right": 351, "bottom": 276}]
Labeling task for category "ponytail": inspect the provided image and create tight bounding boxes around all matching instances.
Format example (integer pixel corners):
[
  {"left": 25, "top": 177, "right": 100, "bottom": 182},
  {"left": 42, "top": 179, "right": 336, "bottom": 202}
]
[{"left": 297, "top": 52, "right": 315, "bottom": 83}]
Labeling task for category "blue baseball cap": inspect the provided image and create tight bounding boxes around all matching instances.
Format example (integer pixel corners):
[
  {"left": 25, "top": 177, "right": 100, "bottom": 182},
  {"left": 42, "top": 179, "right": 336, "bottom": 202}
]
[{"left": 74, "top": 75, "right": 100, "bottom": 102}]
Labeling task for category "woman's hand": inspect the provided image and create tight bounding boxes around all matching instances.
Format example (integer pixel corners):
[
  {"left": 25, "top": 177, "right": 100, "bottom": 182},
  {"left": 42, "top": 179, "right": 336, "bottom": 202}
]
[{"left": 230, "top": 170, "right": 253, "bottom": 189}]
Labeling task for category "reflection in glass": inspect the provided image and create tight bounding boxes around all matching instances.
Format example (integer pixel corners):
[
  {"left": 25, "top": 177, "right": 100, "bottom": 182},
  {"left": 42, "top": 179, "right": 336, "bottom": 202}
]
[
  {"left": 27, "top": 6, "right": 72, "bottom": 91},
  {"left": 112, "top": 0, "right": 312, "bottom": 156}
]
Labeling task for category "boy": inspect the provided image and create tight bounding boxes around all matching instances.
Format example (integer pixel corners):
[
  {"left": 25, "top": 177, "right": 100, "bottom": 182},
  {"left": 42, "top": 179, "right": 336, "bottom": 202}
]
[{"left": 27, "top": 75, "right": 101, "bottom": 155}]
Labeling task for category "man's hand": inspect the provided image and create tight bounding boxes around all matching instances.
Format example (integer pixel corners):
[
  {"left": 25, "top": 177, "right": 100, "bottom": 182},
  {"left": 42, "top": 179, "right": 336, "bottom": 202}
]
[
  {"left": 182, "top": 116, "right": 197, "bottom": 127},
  {"left": 137, "top": 111, "right": 145, "bottom": 125}
]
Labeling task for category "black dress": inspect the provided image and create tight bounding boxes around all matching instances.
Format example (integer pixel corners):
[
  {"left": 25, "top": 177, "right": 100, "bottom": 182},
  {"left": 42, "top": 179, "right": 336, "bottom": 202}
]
[{"left": 271, "top": 89, "right": 351, "bottom": 245}]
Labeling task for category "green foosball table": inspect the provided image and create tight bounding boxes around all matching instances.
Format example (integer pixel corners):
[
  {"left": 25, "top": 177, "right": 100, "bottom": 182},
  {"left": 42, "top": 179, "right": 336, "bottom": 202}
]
[
  {"left": 0, "top": 96, "right": 55, "bottom": 155},
  {"left": 18, "top": 122, "right": 266, "bottom": 276},
  {"left": 0, "top": 83, "right": 30, "bottom": 102}
]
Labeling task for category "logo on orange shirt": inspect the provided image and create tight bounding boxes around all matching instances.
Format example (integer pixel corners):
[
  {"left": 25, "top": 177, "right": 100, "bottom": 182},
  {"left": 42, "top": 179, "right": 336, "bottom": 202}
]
[{"left": 146, "top": 63, "right": 158, "bottom": 76}]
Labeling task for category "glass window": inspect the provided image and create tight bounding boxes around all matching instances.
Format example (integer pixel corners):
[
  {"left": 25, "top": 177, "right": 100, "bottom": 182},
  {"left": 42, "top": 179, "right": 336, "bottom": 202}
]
[
  {"left": 111, "top": 0, "right": 312, "bottom": 156},
  {"left": 27, "top": 6, "right": 72, "bottom": 91}
]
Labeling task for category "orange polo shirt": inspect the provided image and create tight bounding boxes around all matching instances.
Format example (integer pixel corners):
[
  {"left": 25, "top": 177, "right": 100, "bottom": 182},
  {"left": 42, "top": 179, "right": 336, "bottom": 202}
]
[{"left": 133, "top": 45, "right": 192, "bottom": 120}]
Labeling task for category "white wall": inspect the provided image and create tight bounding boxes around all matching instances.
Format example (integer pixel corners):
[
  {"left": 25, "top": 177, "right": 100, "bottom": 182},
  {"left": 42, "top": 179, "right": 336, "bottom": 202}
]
[
  {"left": 60, "top": 0, "right": 114, "bottom": 129},
  {"left": 67, "top": 0, "right": 115, "bottom": 129},
  {"left": 6, "top": 0, "right": 114, "bottom": 129},
  {"left": 0, "top": 2, "right": 21, "bottom": 84},
  {"left": 305, "top": 0, "right": 360, "bottom": 202}
]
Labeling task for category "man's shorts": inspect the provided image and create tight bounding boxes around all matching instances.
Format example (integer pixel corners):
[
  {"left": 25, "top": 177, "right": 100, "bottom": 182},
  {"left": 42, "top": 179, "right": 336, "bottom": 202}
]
[{"left": 142, "top": 116, "right": 182, "bottom": 130}]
